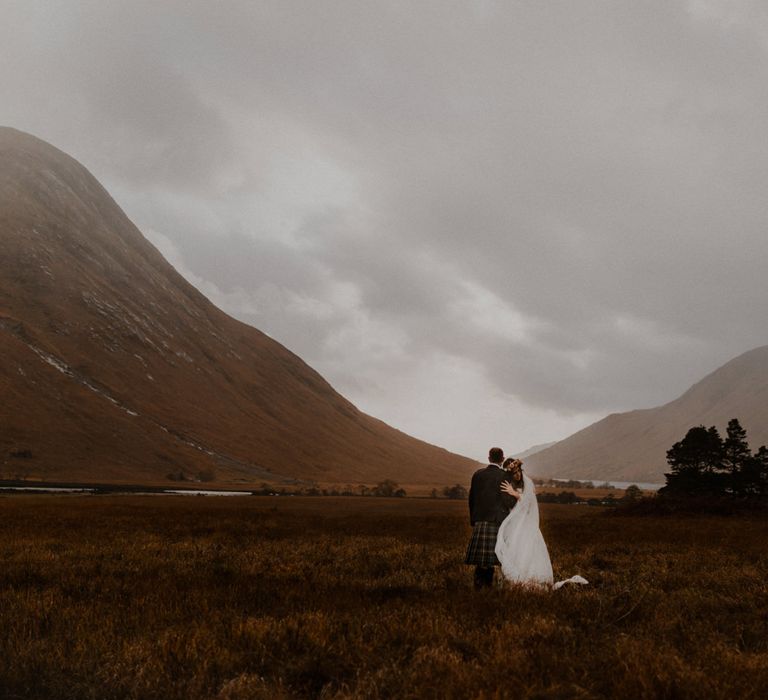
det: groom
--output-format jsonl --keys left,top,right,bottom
{"left": 465, "top": 447, "right": 518, "bottom": 589}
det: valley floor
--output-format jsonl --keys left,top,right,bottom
{"left": 0, "top": 495, "right": 766, "bottom": 699}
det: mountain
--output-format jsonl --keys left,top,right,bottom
{"left": 513, "top": 441, "right": 557, "bottom": 460}
{"left": 0, "top": 127, "right": 477, "bottom": 486}
{"left": 523, "top": 345, "right": 768, "bottom": 483}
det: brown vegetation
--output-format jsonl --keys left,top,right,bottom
{"left": 0, "top": 495, "right": 766, "bottom": 699}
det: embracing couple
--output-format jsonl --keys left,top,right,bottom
{"left": 465, "top": 447, "right": 586, "bottom": 590}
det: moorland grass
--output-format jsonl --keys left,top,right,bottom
{"left": 0, "top": 495, "right": 766, "bottom": 699}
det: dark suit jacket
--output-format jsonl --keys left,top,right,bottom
{"left": 468, "top": 464, "right": 517, "bottom": 526}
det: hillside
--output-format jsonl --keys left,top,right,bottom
{"left": 0, "top": 127, "right": 477, "bottom": 486}
{"left": 513, "top": 441, "right": 557, "bottom": 460}
{"left": 523, "top": 345, "right": 768, "bottom": 483}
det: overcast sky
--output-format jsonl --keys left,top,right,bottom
{"left": 3, "top": 1, "right": 768, "bottom": 460}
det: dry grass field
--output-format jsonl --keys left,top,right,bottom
{"left": 0, "top": 495, "right": 767, "bottom": 699}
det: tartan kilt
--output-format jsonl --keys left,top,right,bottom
{"left": 464, "top": 521, "right": 500, "bottom": 567}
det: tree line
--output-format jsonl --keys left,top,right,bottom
{"left": 661, "top": 418, "right": 768, "bottom": 499}
{"left": 284, "top": 480, "right": 407, "bottom": 497}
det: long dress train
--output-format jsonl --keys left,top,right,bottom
{"left": 495, "top": 473, "right": 588, "bottom": 589}
{"left": 494, "top": 473, "right": 553, "bottom": 586}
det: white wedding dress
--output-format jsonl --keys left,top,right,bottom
{"left": 495, "top": 473, "right": 588, "bottom": 590}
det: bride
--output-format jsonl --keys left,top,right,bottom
{"left": 495, "top": 458, "right": 586, "bottom": 589}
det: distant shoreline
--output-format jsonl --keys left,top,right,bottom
{"left": 0, "top": 478, "right": 666, "bottom": 497}
{"left": 550, "top": 478, "right": 663, "bottom": 491}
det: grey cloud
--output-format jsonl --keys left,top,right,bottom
{"left": 3, "top": 0, "right": 768, "bottom": 455}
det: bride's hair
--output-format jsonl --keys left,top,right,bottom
{"left": 502, "top": 458, "right": 524, "bottom": 487}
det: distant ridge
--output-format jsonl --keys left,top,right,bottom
{"left": 514, "top": 441, "right": 557, "bottom": 460}
{"left": 524, "top": 345, "right": 768, "bottom": 483}
{"left": 0, "top": 127, "right": 477, "bottom": 486}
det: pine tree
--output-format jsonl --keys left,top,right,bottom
{"left": 663, "top": 425, "right": 725, "bottom": 495}
{"left": 723, "top": 418, "right": 751, "bottom": 495}
{"left": 745, "top": 445, "right": 768, "bottom": 499}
